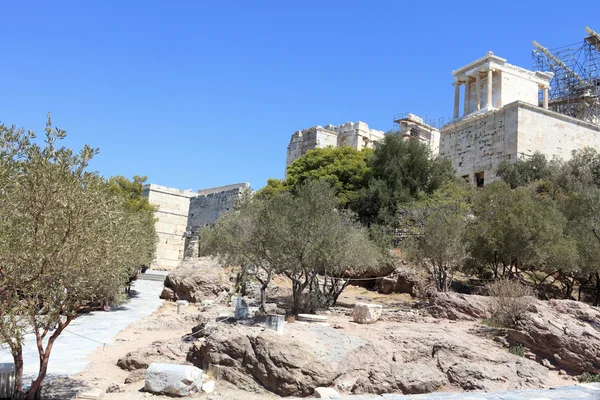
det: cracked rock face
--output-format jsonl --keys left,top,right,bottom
{"left": 186, "top": 317, "right": 552, "bottom": 397}
{"left": 428, "top": 291, "right": 600, "bottom": 375}
{"left": 161, "top": 258, "right": 233, "bottom": 303}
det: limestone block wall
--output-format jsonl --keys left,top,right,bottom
{"left": 187, "top": 183, "right": 250, "bottom": 232}
{"left": 142, "top": 184, "right": 196, "bottom": 270}
{"left": 440, "top": 101, "right": 600, "bottom": 185}
{"left": 516, "top": 103, "right": 600, "bottom": 160}
{"left": 440, "top": 105, "right": 519, "bottom": 184}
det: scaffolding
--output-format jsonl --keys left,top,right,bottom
{"left": 532, "top": 26, "right": 600, "bottom": 125}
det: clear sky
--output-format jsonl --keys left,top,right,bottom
{"left": 1, "top": 0, "right": 595, "bottom": 190}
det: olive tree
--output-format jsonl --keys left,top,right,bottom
{"left": 0, "top": 117, "right": 156, "bottom": 399}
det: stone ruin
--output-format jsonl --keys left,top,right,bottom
{"left": 142, "top": 183, "right": 249, "bottom": 270}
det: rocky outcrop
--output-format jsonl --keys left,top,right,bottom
{"left": 505, "top": 299, "right": 600, "bottom": 374}
{"left": 188, "top": 325, "right": 336, "bottom": 396}
{"left": 428, "top": 292, "right": 491, "bottom": 320}
{"left": 187, "top": 317, "right": 553, "bottom": 397}
{"left": 161, "top": 258, "right": 233, "bottom": 303}
{"left": 117, "top": 339, "right": 192, "bottom": 371}
{"left": 427, "top": 292, "right": 600, "bottom": 375}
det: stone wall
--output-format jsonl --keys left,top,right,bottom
{"left": 143, "top": 182, "right": 250, "bottom": 269}
{"left": 440, "top": 101, "right": 600, "bottom": 185}
{"left": 142, "top": 184, "right": 196, "bottom": 270}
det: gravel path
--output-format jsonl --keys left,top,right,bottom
{"left": 0, "top": 279, "right": 164, "bottom": 380}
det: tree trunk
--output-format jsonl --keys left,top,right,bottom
{"left": 11, "top": 347, "right": 24, "bottom": 400}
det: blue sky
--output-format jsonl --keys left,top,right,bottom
{"left": 1, "top": 1, "right": 595, "bottom": 190}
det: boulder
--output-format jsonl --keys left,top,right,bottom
{"left": 379, "top": 277, "right": 397, "bottom": 295}
{"left": 353, "top": 303, "right": 382, "bottom": 324}
{"left": 505, "top": 299, "right": 600, "bottom": 374}
{"left": 144, "top": 363, "right": 204, "bottom": 396}
{"left": 428, "top": 292, "right": 491, "bottom": 320}
{"left": 394, "top": 269, "right": 421, "bottom": 296}
{"left": 161, "top": 257, "right": 232, "bottom": 303}
{"left": 117, "top": 339, "right": 192, "bottom": 371}
{"left": 187, "top": 325, "right": 337, "bottom": 396}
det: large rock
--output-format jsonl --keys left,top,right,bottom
{"left": 144, "top": 363, "right": 203, "bottom": 396}
{"left": 352, "top": 303, "right": 382, "bottom": 324}
{"left": 188, "top": 325, "right": 337, "bottom": 396}
{"left": 505, "top": 299, "right": 600, "bottom": 374}
{"left": 428, "top": 292, "right": 491, "bottom": 320}
{"left": 427, "top": 292, "right": 600, "bottom": 375}
{"left": 161, "top": 257, "right": 233, "bottom": 303}
{"left": 117, "top": 339, "right": 192, "bottom": 371}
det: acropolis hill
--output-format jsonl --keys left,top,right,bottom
{"left": 144, "top": 26, "right": 600, "bottom": 269}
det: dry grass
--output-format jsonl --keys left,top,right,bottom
{"left": 487, "top": 279, "right": 534, "bottom": 328}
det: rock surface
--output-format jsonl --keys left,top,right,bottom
{"left": 161, "top": 258, "right": 233, "bottom": 303}
{"left": 187, "top": 315, "right": 554, "bottom": 397}
{"left": 428, "top": 292, "right": 491, "bottom": 320}
{"left": 352, "top": 303, "right": 382, "bottom": 324}
{"left": 117, "top": 339, "right": 192, "bottom": 371}
{"left": 427, "top": 291, "right": 600, "bottom": 375}
{"left": 144, "top": 362, "right": 203, "bottom": 396}
{"left": 506, "top": 299, "right": 600, "bottom": 374}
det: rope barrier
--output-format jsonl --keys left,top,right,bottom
{"left": 63, "top": 328, "right": 107, "bottom": 350}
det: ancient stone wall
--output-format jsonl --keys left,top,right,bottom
{"left": 142, "top": 184, "right": 196, "bottom": 270}
{"left": 440, "top": 101, "right": 600, "bottom": 185}
{"left": 143, "top": 182, "right": 250, "bottom": 269}
{"left": 440, "top": 104, "right": 518, "bottom": 185}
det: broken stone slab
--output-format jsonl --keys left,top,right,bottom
{"left": 200, "top": 299, "right": 214, "bottom": 307}
{"left": 144, "top": 362, "right": 203, "bottom": 396}
{"left": 76, "top": 388, "right": 104, "bottom": 399}
{"left": 265, "top": 314, "right": 284, "bottom": 333}
{"left": 297, "top": 314, "right": 328, "bottom": 323}
{"left": 352, "top": 303, "right": 383, "bottom": 324}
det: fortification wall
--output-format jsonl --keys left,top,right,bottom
{"left": 440, "top": 104, "right": 519, "bottom": 184}
{"left": 187, "top": 183, "right": 250, "bottom": 232}
{"left": 516, "top": 103, "right": 600, "bottom": 160}
{"left": 142, "top": 184, "right": 195, "bottom": 269}
{"left": 440, "top": 101, "right": 600, "bottom": 185}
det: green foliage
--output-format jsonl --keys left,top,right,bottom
{"left": 496, "top": 152, "right": 556, "bottom": 189}
{"left": 285, "top": 147, "right": 373, "bottom": 205}
{"left": 204, "top": 180, "right": 384, "bottom": 314}
{"left": 353, "top": 133, "right": 456, "bottom": 224}
{"left": 401, "top": 181, "right": 472, "bottom": 291}
{"left": 509, "top": 344, "right": 527, "bottom": 357}
{"left": 254, "top": 178, "right": 288, "bottom": 200}
{"left": 467, "top": 181, "right": 573, "bottom": 279}
{"left": 579, "top": 372, "right": 600, "bottom": 383}
{"left": 0, "top": 116, "right": 157, "bottom": 399}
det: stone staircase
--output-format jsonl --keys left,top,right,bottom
{"left": 137, "top": 270, "right": 169, "bottom": 282}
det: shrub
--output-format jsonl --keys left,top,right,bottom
{"left": 579, "top": 372, "right": 600, "bottom": 383}
{"left": 509, "top": 344, "right": 527, "bottom": 357}
{"left": 487, "top": 279, "right": 534, "bottom": 327}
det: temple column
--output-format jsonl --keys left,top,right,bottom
{"left": 486, "top": 69, "right": 493, "bottom": 107}
{"left": 464, "top": 78, "right": 470, "bottom": 115}
{"left": 475, "top": 73, "right": 481, "bottom": 110}
{"left": 453, "top": 81, "right": 460, "bottom": 118}
{"left": 543, "top": 86, "right": 549, "bottom": 109}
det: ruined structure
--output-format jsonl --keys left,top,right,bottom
{"left": 142, "top": 183, "right": 249, "bottom": 269}
{"left": 439, "top": 47, "right": 600, "bottom": 186}
{"left": 285, "top": 121, "right": 385, "bottom": 173}
{"left": 393, "top": 113, "right": 441, "bottom": 155}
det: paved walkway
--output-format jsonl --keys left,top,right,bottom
{"left": 0, "top": 279, "right": 164, "bottom": 379}
{"left": 329, "top": 384, "right": 600, "bottom": 399}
